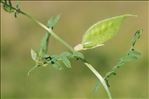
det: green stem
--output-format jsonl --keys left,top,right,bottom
{"left": 27, "top": 65, "right": 38, "bottom": 76}
{"left": 21, "top": 12, "right": 74, "bottom": 52}
{"left": 1, "top": 1, "right": 74, "bottom": 52}
{"left": 84, "top": 62, "right": 112, "bottom": 99}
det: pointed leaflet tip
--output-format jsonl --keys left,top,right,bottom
{"left": 122, "top": 14, "right": 137, "bottom": 17}
{"left": 72, "top": 51, "right": 85, "bottom": 59}
{"left": 47, "top": 15, "right": 61, "bottom": 28}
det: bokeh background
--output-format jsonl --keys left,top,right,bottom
{"left": 1, "top": 1, "right": 148, "bottom": 99}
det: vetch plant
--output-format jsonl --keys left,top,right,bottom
{"left": 1, "top": 0, "right": 142, "bottom": 99}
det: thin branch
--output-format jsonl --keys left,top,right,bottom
{"left": 1, "top": 1, "right": 74, "bottom": 52}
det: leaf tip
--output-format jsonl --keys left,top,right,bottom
{"left": 123, "top": 14, "right": 138, "bottom": 17}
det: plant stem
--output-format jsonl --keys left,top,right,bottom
{"left": 1, "top": 1, "right": 74, "bottom": 52}
{"left": 84, "top": 62, "right": 112, "bottom": 99}
{"left": 23, "top": 13, "right": 74, "bottom": 52}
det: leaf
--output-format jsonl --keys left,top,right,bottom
{"left": 3, "top": 5, "right": 14, "bottom": 13}
{"left": 61, "top": 56, "right": 71, "bottom": 68}
{"left": 31, "top": 49, "right": 38, "bottom": 61}
{"left": 131, "top": 29, "right": 142, "bottom": 46}
{"left": 2, "top": 0, "right": 15, "bottom": 13}
{"left": 47, "top": 15, "right": 60, "bottom": 28}
{"left": 131, "top": 50, "right": 141, "bottom": 57}
{"left": 49, "top": 55, "right": 63, "bottom": 70}
{"left": 72, "top": 51, "right": 84, "bottom": 59}
{"left": 39, "top": 32, "right": 50, "bottom": 56}
{"left": 61, "top": 52, "right": 72, "bottom": 57}
{"left": 52, "top": 63, "right": 63, "bottom": 70}
{"left": 75, "top": 14, "right": 137, "bottom": 51}
{"left": 39, "top": 15, "right": 60, "bottom": 56}
{"left": 126, "top": 49, "right": 141, "bottom": 61}
{"left": 59, "top": 52, "right": 72, "bottom": 68}
{"left": 93, "top": 29, "right": 142, "bottom": 93}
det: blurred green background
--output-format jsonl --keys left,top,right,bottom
{"left": 1, "top": 1, "right": 148, "bottom": 99}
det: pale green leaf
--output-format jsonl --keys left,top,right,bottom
{"left": 61, "top": 56, "right": 71, "bottom": 68}
{"left": 52, "top": 63, "right": 63, "bottom": 70}
{"left": 81, "top": 14, "right": 137, "bottom": 50}
{"left": 3, "top": 5, "right": 14, "bottom": 13}
{"left": 59, "top": 52, "right": 72, "bottom": 68}
{"left": 49, "top": 55, "right": 63, "bottom": 70}
{"left": 39, "top": 15, "right": 60, "bottom": 56}
{"left": 72, "top": 51, "right": 84, "bottom": 59}
{"left": 39, "top": 32, "right": 50, "bottom": 56}
{"left": 61, "top": 52, "right": 72, "bottom": 57}
{"left": 131, "top": 29, "right": 142, "bottom": 46}
{"left": 2, "top": 0, "right": 15, "bottom": 13}
{"left": 47, "top": 15, "right": 60, "bottom": 28}
{"left": 31, "top": 49, "right": 37, "bottom": 61}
